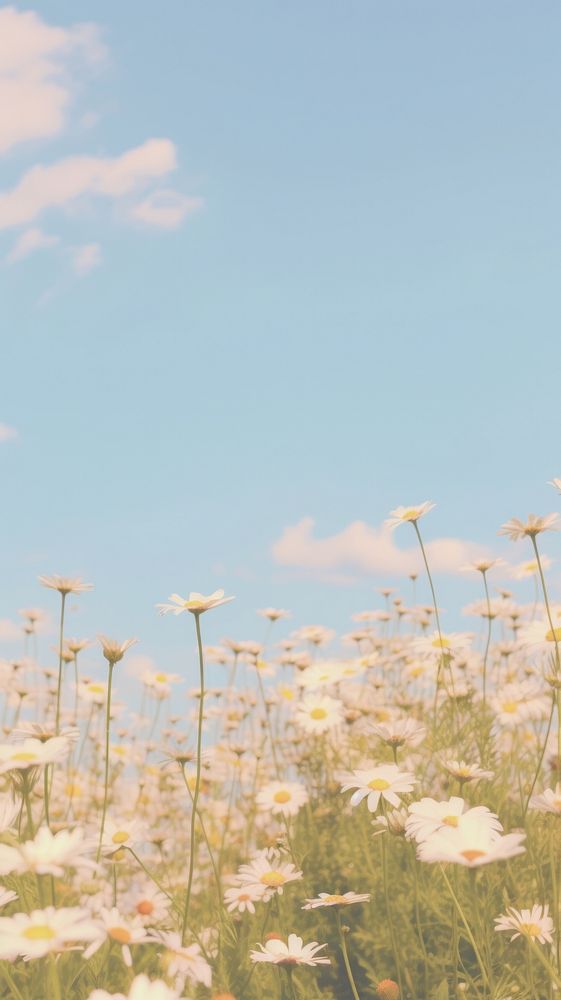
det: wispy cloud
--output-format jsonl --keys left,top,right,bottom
{"left": 0, "top": 7, "right": 201, "bottom": 279}
{"left": 272, "top": 517, "right": 492, "bottom": 580}
{"left": 6, "top": 227, "right": 59, "bottom": 263}
{"left": 131, "top": 189, "right": 203, "bottom": 229}
{"left": 0, "top": 423, "right": 18, "bottom": 443}
{"left": 0, "top": 139, "right": 178, "bottom": 231}
{"left": 0, "top": 7, "right": 105, "bottom": 155}
{"left": 71, "top": 242, "right": 102, "bottom": 276}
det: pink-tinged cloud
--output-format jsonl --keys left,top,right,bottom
{"left": 71, "top": 242, "right": 102, "bottom": 275}
{"left": 131, "top": 189, "right": 204, "bottom": 229}
{"left": 271, "top": 517, "right": 492, "bottom": 579}
{"left": 0, "top": 139, "right": 178, "bottom": 230}
{"left": 6, "top": 227, "right": 59, "bottom": 262}
{"left": 0, "top": 424, "right": 18, "bottom": 443}
{"left": 0, "top": 7, "right": 105, "bottom": 155}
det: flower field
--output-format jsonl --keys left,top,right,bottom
{"left": 3, "top": 500, "right": 561, "bottom": 1000}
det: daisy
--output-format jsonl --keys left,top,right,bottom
{"left": 528, "top": 784, "right": 561, "bottom": 814}
{"left": 0, "top": 886, "right": 18, "bottom": 907}
{"left": 0, "top": 826, "right": 97, "bottom": 877}
{"left": 256, "top": 780, "right": 308, "bottom": 817}
{"left": 405, "top": 798, "right": 502, "bottom": 844}
{"left": 499, "top": 514, "right": 560, "bottom": 542}
{"left": 371, "top": 718, "right": 426, "bottom": 749}
{"left": 157, "top": 932, "right": 212, "bottom": 988}
{"left": 38, "top": 575, "right": 94, "bottom": 594}
{"left": 86, "top": 974, "right": 188, "bottom": 1000}
{"left": 250, "top": 933, "right": 330, "bottom": 966}
{"left": 513, "top": 556, "right": 553, "bottom": 580}
{"left": 298, "top": 662, "right": 346, "bottom": 689}
{"left": 123, "top": 882, "right": 170, "bottom": 925}
{"left": 294, "top": 695, "right": 344, "bottom": 734}
{"left": 412, "top": 631, "right": 473, "bottom": 658}
{"left": 0, "top": 737, "right": 71, "bottom": 775}
{"left": 0, "top": 906, "right": 100, "bottom": 960}
{"left": 224, "top": 884, "right": 268, "bottom": 914}
{"left": 385, "top": 502, "right": 436, "bottom": 530}
{"left": 98, "top": 636, "right": 138, "bottom": 665}
{"left": 440, "top": 758, "right": 494, "bottom": 785}
{"left": 236, "top": 848, "right": 303, "bottom": 897}
{"left": 494, "top": 904, "right": 554, "bottom": 945}
{"left": 549, "top": 479, "right": 561, "bottom": 494}
{"left": 156, "top": 590, "right": 234, "bottom": 615}
{"left": 100, "top": 817, "right": 148, "bottom": 857}
{"left": 416, "top": 812, "right": 526, "bottom": 867}
{"left": 302, "top": 891, "right": 371, "bottom": 909}
{"left": 518, "top": 618, "right": 561, "bottom": 651}
{"left": 258, "top": 608, "right": 291, "bottom": 622}
{"left": 341, "top": 763, "right": 416, "bottom": 812}
{"left": 83, "top": 907, "right": 156, "bottom": 967}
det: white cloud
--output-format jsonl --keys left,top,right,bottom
{"left": 272, "top": 517, "right": 492, "bottom": 580}
{"left": 0, "top": 7, "right": 105, "bottom": 155}
{"left": 0, "top": 139, "right": 178, "bottom": 230}
{"left": 0, "top": 618, "right": 22, "bottom": 641}
{"left": 72, "top": 242, "right": 101, "bottom": 275}
{"left": 0, "top": 423, "right": 18, "bottom": 442}
{"left": 131, "top": 189, "right": 204, "bottom": 229}
{"left": 6, "top": 226, "right": 59, "bottom": 262}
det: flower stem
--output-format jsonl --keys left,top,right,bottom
{"left": 337, "top": 909, "right": 361, "bottom": 1000}
{"left": 54, "top": 593, "right": 67, "bottom": 734}
{"left": 181, "top": 611, "right": 205, "bottom": 944}
{"left": 438, "top": 865, "right": 490, "bottom": 990}
{"left": 96, "top": 659, "right": 115, "bottom": 863}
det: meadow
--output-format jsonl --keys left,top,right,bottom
{"left": 2, "top": 499, "right": 561, "bottom": 1000}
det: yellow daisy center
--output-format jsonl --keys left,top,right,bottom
{"left": 310, "top": 708, "right": 327, "bottom": 720}
{"left": 273, "top": 790, "right": 291, "bottom": 804}
{"left": 431, "top": 637, "right": 450, "bottom": 649}
{"left": 88, "top": 684, "right": 105, "bottom": 694}
{"left": 137, "top": 900, "right": 154, "bottom": 915}
{"left": 111, "top": 831, "right": 130, "bottom": 844}
{"left": 155, "top": 673, "right": 167, "bottom": 682}
{"left": 11, "top": 752, "right": 39, "bottom": 762}
{"left": 443, "top": 815, "right": 459, "bottom": 827}
{"left": 23, "top": 925, "right": 56, "bottom": 940}
{"left": 324, "top": 894, "right": 347, "bottom": 903}
{"left": 521, "top": 922, "right": 543, "bottom": 938}
{"left": 546, "top": 628, "right": 561, "bottom": 642}
{"left": 368, "top": 778, "right": 390, "bottom": 791}
{"left": 501, "top": 701, "right": 518, "bottom": 713}
{"left": 260, "top": 870, "right": 286, "bottom": 887}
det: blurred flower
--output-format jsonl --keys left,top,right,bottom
{"left": 250, "top": 933, "right": 330, "bottom": 966}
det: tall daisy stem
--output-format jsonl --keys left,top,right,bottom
{"left": 96, "top": 660, "right": 115, "bottom": 863}
{"left": 182, "top": 611, "right": 205, "bottom": 944}
{"left": 54, "top": 593, "right": 67, "bottom": 734}
{"left": 337, "top": 909, "right": 361, "bottom": 1000}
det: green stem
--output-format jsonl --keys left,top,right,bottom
{"left": 481, "top": 570, "right": 493, "bottom": 709}
{"left": 438, "top": 865, "right": 490, "bottom": 989}
{"left": 96, "top": 659, "right": 115, "bottom": 863}
{"left": 54, "top": 593, "right": 67, "bottom": 734}
{"left": 337, "top": 909, "right": 361, "bottom": 1000}
{"left": 181, "top": 611, "right": 205, "bottom": 944}
{"left": 380, "top": 809, "right": 403, "bottom": 998}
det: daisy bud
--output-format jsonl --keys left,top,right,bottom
{"left": 376, "top": 980, "right": 400, "bottom": 1000}
{"left": 212, "top": 995, "right": 237, "bottom": 1000}
{"left": 265, "top": 932, "right": 283, "bottom": 941}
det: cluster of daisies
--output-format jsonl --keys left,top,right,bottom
{"left": 3, "top": 493, "right": 561, "bottom": 998}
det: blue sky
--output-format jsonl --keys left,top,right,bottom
{"left": 2, "top": 2, "right": 561, "bottom": 683}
